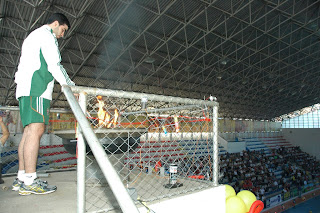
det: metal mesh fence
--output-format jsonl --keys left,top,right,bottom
{"left": 68, "top": 87, "right": 219, "bottom": 212}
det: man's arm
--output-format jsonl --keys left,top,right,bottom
{"left": 0, "top": 117, "right": 9, "bottom": 146}
{"left": 41, "top": 30, "right": 75, "bottom": 86}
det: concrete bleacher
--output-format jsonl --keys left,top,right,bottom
{"left": 1, "top": 144, "right": 76, "bottom": 174}
{"left": 242, "top": 137, "right": 270, "bottom": 153}
{"left": 125, "top": 139, "right": 227, "bottom": 164}
{"left": 124, "top": 132, "right": 227, "bottom": 165}
{"left": 246, "top": 135, "right": 293, "bottom": 153}
{"left": 258, "top": 136, "right": 293, "bottom": 149}
{"left": 225, "top": 133, "right": 293, "bottom": 154}
{"left": 2, "top": 132, "right": 292, "bottom": 175}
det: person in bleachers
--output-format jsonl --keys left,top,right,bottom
{"left": 0, "top": 116, "right": 10, "bottom": 184}
{"left": 218, "top": 147, "right": 319, "bottom": 200}
{"left": 181, "top": 145, "right": 319, "bottom": 202}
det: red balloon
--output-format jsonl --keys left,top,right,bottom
{"left": 248, "top": 200, "right": 264, "bottom": 213}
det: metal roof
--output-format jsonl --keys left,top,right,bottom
{"left": 1, "top": 0, "right": 320, "bottom": 120}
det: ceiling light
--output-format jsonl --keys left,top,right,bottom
{"left": 185, "top": 65, "right": 192, "bottom": 71}
{"left": 220, "top": 59, "right": 228, "bottom": 65}
{"left": 220, "top": 57, "right": 229, "bottom": 65}
{"left": 262, "top": 84, "right": 267, "bottom": 89}
{"left": 144, "top": 56, "right": 155, "bottom": 64}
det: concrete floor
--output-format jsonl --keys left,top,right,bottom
{"left": 0, "top": 169, "right": 219, "bottom": 213}
{"left": 0, "top": 171, "right": 78, "bottom": 213}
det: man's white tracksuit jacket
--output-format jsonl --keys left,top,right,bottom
{"left": 15, "top": 25, "right": 75, "bottom": 101}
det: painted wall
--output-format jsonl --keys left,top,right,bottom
{"left": 227, "top": 142, "right": 246, "bottom": 153}
{"left": 282, "top": 128, "right": 320, "bottom": 160}
{"left": 219, "top": 119, "right": 281, "bottom": 132}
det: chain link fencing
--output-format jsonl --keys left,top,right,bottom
{"left": 64, "top": 86, "right": 219, "bottom": 212}
{"left": 1, "top": 87, "right": 219, "bottom": 213}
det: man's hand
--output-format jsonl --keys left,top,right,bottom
{"left": 74, "top": 93, "right": 79, "bottom": 100}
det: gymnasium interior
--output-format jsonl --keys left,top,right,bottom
{"left": 0, "top": 0, "right": 319, "bottom": 212}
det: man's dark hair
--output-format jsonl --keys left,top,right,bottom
{"left": 47, "top": 13, "right": 71, "bottom": 29}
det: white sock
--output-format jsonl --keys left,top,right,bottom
{"left": 17, "top": 170, "right": 25, "bottom": 181}
{"left": 24, "top": 172, "right": 37, "bottom": 185}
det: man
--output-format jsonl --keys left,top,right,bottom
{"left": 0, "top": 115, "right": 10, "bottom": 184}
{"left": 14, "top": 13, "right": 75, "bottom": 195}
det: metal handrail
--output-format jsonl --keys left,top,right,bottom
{"left": 68, "top": 85, "right": 219, "bottom": 107}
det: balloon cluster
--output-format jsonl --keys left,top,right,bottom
{"left": 225, "top": 185, "right": 264, "bottom": 213}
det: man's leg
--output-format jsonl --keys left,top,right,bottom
{"left": 20, "top": 123, "right": 45, "bottom": 187}
{"left": 12, "top": 125, "right": 29, "bottom": 191}
{"left": 23, "top": 123, "right": 45, "bottom": 173}
{"left": 18, "top": 96, "right": 47, "bottom": 174}
{"left": 15, "top": 96, "right": 30, "bottom": 188}
{"left": 19, "top": 121, "right": 57, "bottom": 195}
{"left": 13, "top": 123, "right": 44, "bottom": 190}
{"left": 17, "top": 96, "right": 56, "bottom": 195}
{"left": 18, "top": 126, "right": 29, "bottom": 171}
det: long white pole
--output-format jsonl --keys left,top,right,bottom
{"left": 212, "top": 104, "right": 219, "bottom": 186}
{"left": 77, "top": 92, "right": 87, "bottom": 213}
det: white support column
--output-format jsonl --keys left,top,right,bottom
{"left": 77, "top": 92, "right": 87, "bottom": 213}
{"left": 212, "top": 104, "right": 219, "bottom": 186}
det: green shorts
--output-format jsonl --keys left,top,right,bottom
{"left": 19, "top": 96, "right": 50, "bottom": 127}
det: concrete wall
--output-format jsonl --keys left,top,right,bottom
{"left": 220, "top": 131, "right": 282, "bottom": 141}
{"left": 282, "top": 128, "right": 320, "bottom": 160}
{"left": 227, "top": 142, "right": 246, "bottom": 153}
{"left": 218, "top": 135, "right": 228, "bottom": 150}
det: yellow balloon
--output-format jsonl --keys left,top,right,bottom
{"left": 226, "top": 196, "right": 247, "bottom": 213}
{"left": 237, "top": 190, "right": 257, "bottom": 212}
{"left": 225, "top": 185, "right": 236, "bottom": 200}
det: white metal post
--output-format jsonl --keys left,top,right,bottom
{"left": 77, "top": 92, "right": 87, "bottom": 213}
{"left": 212, "top": 104, "right": 219, "bottom": 186}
